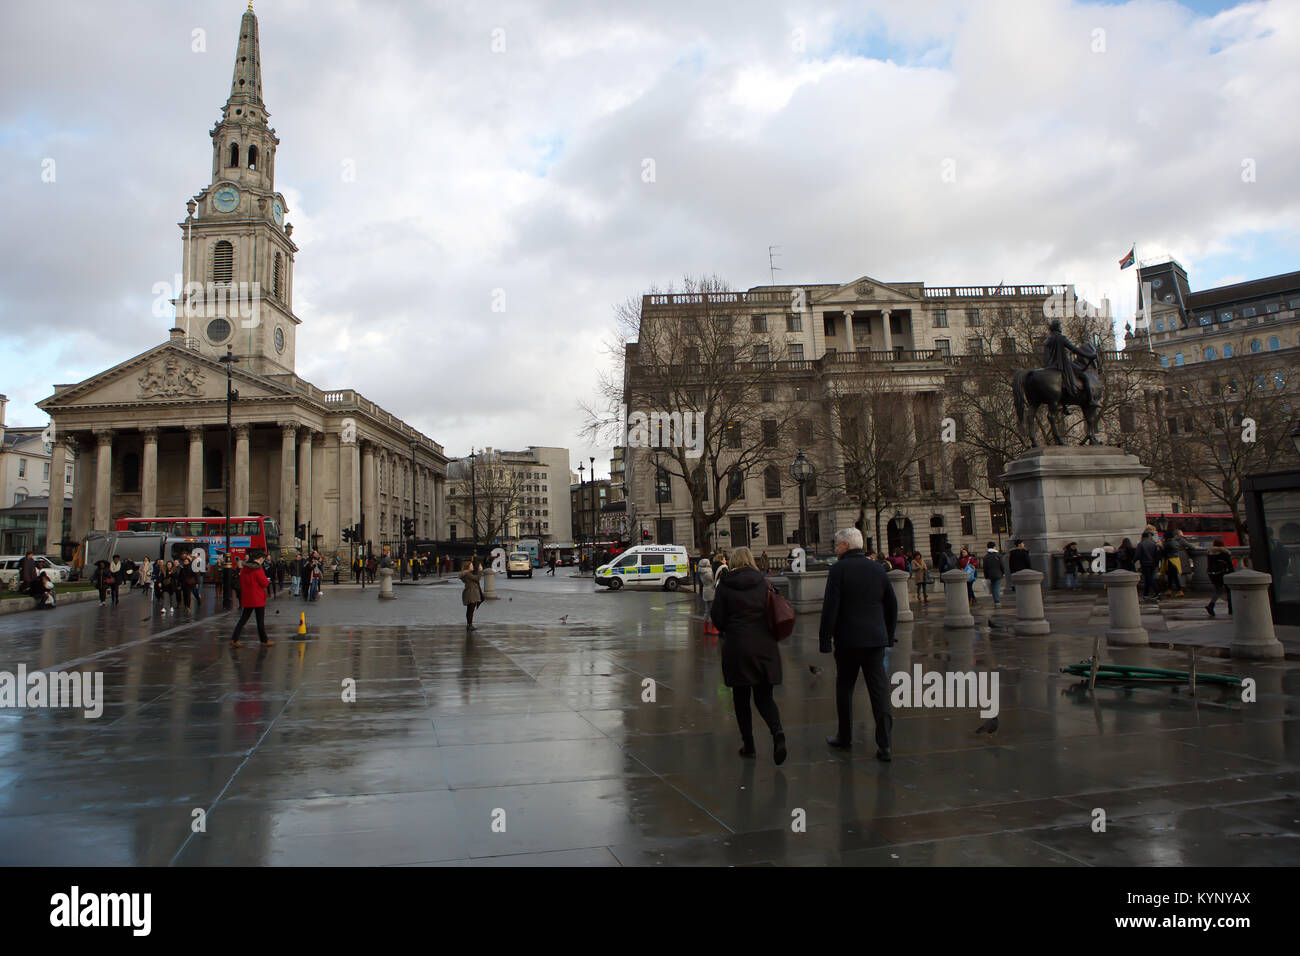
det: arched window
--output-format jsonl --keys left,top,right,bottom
{"left": 953, "top": 457, "right": 970, "bottom": 489}
{"left": 211, "top": 240, "right": 233, "bottom": 284}
{"left": 205, "top": 449, "right": 223, "bottom": 490}
{"left": 121, "top": 452, "right": 140, "bottom": 494}
{"left": 1160, "top": 355, "right": 1169, "bottom": 367}
{"left": 228, "top": 142, "right": 239, "bottom": 167}
{"left": 1223, "top": 343, "right": 1234, "bottom": 357}
{"left": 1174, "top": 353, "right": 1185, "bottom": 366}
{"left": 1205, "top": 346, "right": 1216, "bottom": 361}
{"left": 1268, "top": 336, "right": 1280, "bottom": 351}
{"left": 1250, "top": 339, "right": 1261, "bottom": 353}
{"left": 247, "top": 145, "right": 258, "bottom": 170}
{"left": 1155, "top": 318, "right": 1165, "bottom": 332}
{"left": 273, "top": 252, "right": 283, "bottom": 298}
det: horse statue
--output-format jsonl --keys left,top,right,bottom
{"left": 1013, "top": 336, "right": 1104, "bottom": 447}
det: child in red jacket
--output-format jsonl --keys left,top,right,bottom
{"left": 230, "top": 552, "right": 274, "bottom": 648}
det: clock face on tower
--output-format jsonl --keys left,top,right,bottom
{"left": 272, "top": 199, "right": 284, "bottom": 226}
{"left": 213, "top": 186, "right": 239, "bottom": 213}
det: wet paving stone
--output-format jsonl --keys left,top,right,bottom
{"left": 0, "top": 577, "right": 1297, "bottom": 865}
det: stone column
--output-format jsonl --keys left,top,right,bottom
{"left": 881, "top": 309, "right": 893, "bottom": 353}
{"left": 311, "top": 434, "right": 327, "bottom": 549}
{"left": 434, "top": 475, "right": 445, "bottom": 540}
{"left": 887, "top": 568, "right": 914, "bottom": 623}
{"left": 298, "top": 429, "right": 313, "bottom": 534}
{"left": 1011, "top": 568, "right": 1050, "bottom": 635}
{"left": 279, "top": 423, "right": 296, "bottom": 543}
{"left": 186, "top": 425, "right": 205, "bottom": 516}
{"left": 361, "top": 441, "right": 377, "bottom": 550}
{"left": 45, "top": 437, "right": 67, "bottom": 557}
{"left": 233, "top": 424, "right": 251, "bottom": 516}
{"left": 70, "top": 438, "right": 91, "bottom": 542}
{"left": 1103, "top": 570, "right": 1148, "bottom": 645}
{"left": 1226, "top": 569, "right": 1284, "bottom": 659}
{"left": 902, "top": 396, "right": 920, "bottom": 492}
{"left": 941, "top": 568, "right": 974, "bottom": 627}
{"left": 93, "top": 428, "right": 113, "bottom": 532}
{"left": 140, "top": 427, "right": 158, "bottom": 517}
{"left": 843, "top": 310, "right": 855, "bottom": 352}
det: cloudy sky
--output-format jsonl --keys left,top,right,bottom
{"left": 2, "top": 0, "right": 1296, "bottom": 474}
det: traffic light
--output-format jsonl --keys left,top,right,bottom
{"left": 641, "top": 529, "right": 650, "bottom": 541}
{"left": 403, "top": 518, "right": 415, "bottom": 537}
{"left": 342, "top": 526, "right": 354, "bottom": 543}
{"left": 750, "top": 522, "right": 760, "bottom": 540}
{"left": 296, "top": 523, "right": 306, "bottom": 540}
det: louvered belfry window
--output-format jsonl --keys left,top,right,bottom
{"left": 212, "top": 241, "right": 234, "bottom": 284}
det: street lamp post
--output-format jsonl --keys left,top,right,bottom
{"left": 589, "top": 456, "right": 596, "bottom": 577}
{"left": 408, "top": 435, "right": 418, "bottom": 579}
{"left": 577, "top": 461, "right": 586, "bottom": 570}
{"left": 789, "top": 449, "right": 814, "bottom": 553}
{"left": 654, "top": 451, "right": 663, "bottom": 539}
{"left": 219, "top": 345, "right": 239, "bottom": 609}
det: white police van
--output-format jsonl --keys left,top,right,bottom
{"left": 595, "top": 545, "right": 691, "bottom": 591}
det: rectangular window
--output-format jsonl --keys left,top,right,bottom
{"left": 766, "top": 513, "right": 785, "bottom": 545}
{"left": 933, "top": 310, "right": 948, "bottom": 328}
{"left": 764, "top": 467, "right": 782, "bottom": 498}
{"left": 786, "top": 313, "right": 802, "bottom": 332}
{"left": 790, "top": 344, "right": 804, "bottom": 361}
{"left": 66, "top": 466, "right": 72, "bottom": 484}
{"left": 960, "top": 504, "right": 974, "bottom": 536}
{"left": 726, "top": 422, "right": 742, "bottom": 448}
{"left": 685, "top": 346, "right": 700, "bottom": 365}
{"left": 793, "top": 386, "right": 809, "bottom": 401}
{"left": 751, "top": 314, "right": 768, "bottom": 332}
{"left": 17, "top": 460, "right": 25, "bottom": 478}
{"left": 727, "top": 471, "right": 745, "bottom": 501}
{"left": 753, "top": 344, "right": 770, "bottom": 363}
{"left": 990, "top": 503, "right": 1008, "bottom": 534}
{"left": 797, "top": 419, "right": 814, "bottom": 444}
{"left": 823, "top": 314, "right": 837, "bottom": 337}
{"left": 762, "top": 420, "right": 779, "bottom": 446}
{"left": 968, "top": 309, "right": 982, "bottom": 327}
{"left": 934, "top": 339, "right": 951, "bottom": 357}
{"left": 967, "top": 337, "right": 984, "bottom": 354}
{"left": 1000, "top": 337, "right": 1016, "bottom": 353}
{"left": 43, "top": 462, "right": 50, "bottom": 481}
{"left": 760, "top": 387, "right": 774, "bottom": 404}
{"left": 655, "top": 469, "right": 672, "bottom": 503}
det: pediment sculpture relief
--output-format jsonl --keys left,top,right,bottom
{"left": 138, "top": 358, "right": 206, "bottom": 399}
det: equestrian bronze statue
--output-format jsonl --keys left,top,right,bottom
{"left": 1012, "top": 320, "right": 1104, "bottom": 446}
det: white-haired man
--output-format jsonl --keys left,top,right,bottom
{"left": 818, "top": 527, "right": 898, "bottom": 761}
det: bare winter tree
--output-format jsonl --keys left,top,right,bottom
{"left": 447, "top": 453, "right": 528, "bottom": 550}
{"left": 582, "top": 274, "right": 804, "bottom": 552}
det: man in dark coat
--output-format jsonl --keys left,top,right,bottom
{"left": 818, "top": 527, "right": 898, "bottom": 760}
{"left": 982, "top": 543, "right": 1005, "bottom": 607}
{"left": 17, "top": 549, "right": 39, "bottom": 600}
{"left": 1136, "top": 531, "right": 1161, "bottom": 599}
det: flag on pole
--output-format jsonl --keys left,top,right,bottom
{"left": 1118, "top": 246, "right": 1135, "bottom": 270}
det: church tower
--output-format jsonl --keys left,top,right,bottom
{"left": 176, "top": 3, "right": 300, "bottom": 374}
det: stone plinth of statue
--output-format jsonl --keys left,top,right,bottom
{"left": 1002, "top": 446, "right": 1149, "bottom": 590}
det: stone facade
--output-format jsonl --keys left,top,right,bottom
{"left": 35, "top": 7, "right": 447, "bottom": 559}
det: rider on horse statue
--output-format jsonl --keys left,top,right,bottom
{"left": 1042, "top": 319, "right": 1095, "bottom": 406}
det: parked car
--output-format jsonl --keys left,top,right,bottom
{"left": 0, "top": 555, "right": 70, "bottom": 585}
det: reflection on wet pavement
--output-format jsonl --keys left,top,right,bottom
{"left": 0, "top": 576, "right": 1296, "bottom": 865}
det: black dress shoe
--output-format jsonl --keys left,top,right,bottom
{"left": 773, "top": 733, "right": 787, "bottom": 766}
{"left": 876, "top": 748, "right": 892, "bottom": 762}
{"left": 825, "top": 735, "right": 851, "bottom": 750}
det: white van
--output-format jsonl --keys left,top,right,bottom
{"left": 596, "top": 545, "right": 691, "bottom": 591}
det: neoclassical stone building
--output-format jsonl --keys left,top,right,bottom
{"left": 37, "top": 6, "right": 447, "bottom": 558}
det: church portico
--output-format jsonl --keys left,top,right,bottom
{"left": 36, "top": 6, "right": 446, "bottom": 559}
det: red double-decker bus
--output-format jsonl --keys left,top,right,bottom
{"left": 1146, "top": 513, "right": 1242, "bottom": 547}
{"left": 114, "top": 515, "right": 280, "bottom": 561}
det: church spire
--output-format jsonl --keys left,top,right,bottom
{"left": 226, "top": 6, "right": 265, "bottom": 116}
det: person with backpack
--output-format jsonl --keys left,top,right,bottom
{"left": 958, "top": 547, "right": 979, "bottom": 605}
{"left": 710, "top": 547, "right": 785, "bottom": 765}
{"left": 1206, "top": 539, "right": 1234, "bottom": 617}
{"left": 818, "top": 528, "right": 897, "bottom": 761}
{"left": 982, "top": 543, "right": 1005, "bottom": 608}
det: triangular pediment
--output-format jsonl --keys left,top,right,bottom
{"left": 812, "top": 275, "right": 923, "bottom": 306}
{"left": 38, "top": 343, "right": 294, "bottom": 411}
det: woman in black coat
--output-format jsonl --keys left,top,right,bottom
{"left": 709, "top": 547, "right": 786, "bottom": 765}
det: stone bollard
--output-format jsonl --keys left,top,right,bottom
{"left": 1190, "top": 547, "right": 1211, "bottom": 591}
{"left": 1011, "top": 568, "right": 1050, "bottom": 636}
{"left": 887, "top": 569, "right": 914, "bottom": 623}
{"left": 1103, "top": 570, "right": 1147, "bottom": 645}
{"left": 378, "top": 566, "right": 395, "bottom": 600}
{"left": 941, "top": 569, "right": 974, "bottom": 628}
{"left": 1225, "top": 569, "right": 1284, "bottom": 659}
{"left": 481, "top": 568, "right": 499, "bottom": 600}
